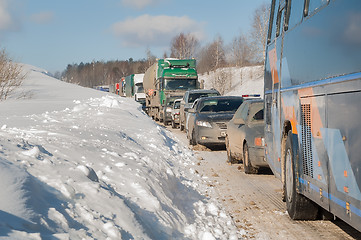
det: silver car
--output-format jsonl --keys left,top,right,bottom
{"left": 226, "top": 99, "right": 267, "bottom": 174}
{"left": 179, "top": 89, "right": 220, "bottom": 131}
{"left": 187, "top": 96, "right": 244, "bottom": 146}
{"left": 171, "top": 99, "right": 182, "bottom": 128}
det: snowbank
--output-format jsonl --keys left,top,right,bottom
{"left": 0, "top": 65, "right": 239, "bottom": 239}
{"left": 199, "top": 65, "right": 264, "bottom": 97}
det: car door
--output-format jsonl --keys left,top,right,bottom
{"left": 244, "top": 102, "right": 264, "bottom": 149}
{"left": 187, "top": 99, "right": 199, "bottom": 139}
{"left": 232, "top": 102, "right": 250, "bottom": 155}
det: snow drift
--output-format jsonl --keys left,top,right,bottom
{"left": 0, "top": 64, "right": 239, "bottom": 239}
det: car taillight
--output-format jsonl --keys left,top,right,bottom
{"left": 255, "top": 137, "right": 264, "bottom": 146}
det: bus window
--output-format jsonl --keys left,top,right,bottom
{"left": 276, "top": 0, "right": 291, "bottom": 37}
{"left": 288, "top": 0, "right": 304, "bottom": 30}
{"left": 269, "top": 0, "right": 280, "bottom": 42}
{"left": 304, "top": 0, "right": 329, "bottom": 16}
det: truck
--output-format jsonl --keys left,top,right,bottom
{"left": 143, "top": 58, "right": 199, "bottom": 122}
{"left": 123, "top": 74, "right": 145, "bottom": 99}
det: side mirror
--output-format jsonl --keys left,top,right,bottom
{"left": 233, "top": 118, "right": 245, "bottom": 125}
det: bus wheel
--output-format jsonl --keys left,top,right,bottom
{"left": 244, "top": 143, "right": 258, "bottom": 174}
{"left": 284, "top": 131, "right": 318, "bottom": 220}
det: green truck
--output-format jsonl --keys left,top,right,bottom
{"left": 143, "top": 59, "right": 199, "bottom": 123}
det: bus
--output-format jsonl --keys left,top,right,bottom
{"left": 264, "top": 0, "right": 361, "bottom": 231}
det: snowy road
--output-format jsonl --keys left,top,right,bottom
{"left": 167, "top": 125, "right": 361, "bottom": 239}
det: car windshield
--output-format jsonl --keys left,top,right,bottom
{"left": 164, "top": 79, "right": 197, "bottom": 90}
{"left": 188, "top": 92, "right": 219, "bottom": 103}
{"left": 136, "top": 86, "right": 144, "bottom": 92}
{"left": 173, "top": 101, "right": 180, "bottom": 109}
{"left": 199, "top": 99, "right": 243, "bottom": 113}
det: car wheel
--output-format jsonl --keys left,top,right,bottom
{"left": 226, "top": 137, "right": 237, "bottom": 164}
{"left": 189, "top": 129, "right": 197, "bottom": 146}
{"left": 284, "top": 131, "right": 318, "bottom": 220}
{"left": 243, "top": 143, "right": 258, "bottom": 174}
{"left": 180, "top": 121, "right": 184, "bottom": 131}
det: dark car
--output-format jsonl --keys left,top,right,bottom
{"left": 226, "top": 99, "right": 267, "bottom": 174}
{"left": 186, "top": 96, "right": 244, "bottom": 146}
{"left": 179, "top": 89, "right": 220, "bottom": 131}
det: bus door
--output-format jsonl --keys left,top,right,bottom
{"left": 265, "top": 0, "right": 290, "bottom": 178}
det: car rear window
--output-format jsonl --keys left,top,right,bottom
{"left": 188, "top": 92, "right": 219, "bottom": 103}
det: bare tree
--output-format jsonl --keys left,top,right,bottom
{"left": 146, "top": 48, "right": 157, "bottom": 68}
{"left": 0, "top": 49, "right": 26, "bottom": 100}
{"left": 211, "top": 68, "right": 233, "bottom": 95}
{"left": 250, "top": 3, "right": 270, "bottom": 63}
{"left": 229, "top": 33, "right": 254, "bottom": 67}
{"left": 197, "top": 36, "right": 227, "bottom": 74}
{"left": 170, "top": 33, "right": 199, "bottom": 59}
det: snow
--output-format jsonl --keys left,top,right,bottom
{"left": 0, "top": 64, "right": 243, "bottom": 239}
{"left": 199, "top": 65, "right": 264, "bottom": 98}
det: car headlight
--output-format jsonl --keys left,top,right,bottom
{"left": 166, "top": 107, "right": 172, "bottom": 113}
{"left": 196, "top": 120, "right": 212, "bottom": 128}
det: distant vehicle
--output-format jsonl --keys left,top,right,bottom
{"left": 186, "top": 96, "right": 243, "bottom": 146}
{"left": 171, "top": 99, "right": 182, "bottom": 129}
{"left": 226, "top": 99, "right": 267, "bottom": 174}
{"left": 94, "top": 85, "right": 109, "bottom": 92}
{"left": 264, "top": 0, "right": 361, "bottom": 231}
{"left": 124, "top": 74, "right": 145, "bottom": 100}
{"left": 179, "top": 89, "right": 220, "bottom": 131}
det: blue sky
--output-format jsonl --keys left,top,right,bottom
{"left": 0, "top": 0, "right": 267, "bottom": 73}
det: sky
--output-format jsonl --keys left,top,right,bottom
{"left": 0, "top": 0, "right": 267, "bottom": 73}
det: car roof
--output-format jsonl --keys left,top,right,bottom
{"left": 197, "top": 95, "right": 243, "bottom": 102}
{"left": 243, "top": 99, "right": 264, "bottom": 104}
{"left": 186, "top": 89, "right": 220, "bottom": 94}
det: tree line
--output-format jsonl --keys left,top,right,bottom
{"left": 61, "top": 3, "right": 270, "bottom": 90}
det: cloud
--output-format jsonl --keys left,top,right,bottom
{"left": 343, "top": 12, "right": 361, "bottom": 46}
{"left": 0, "top": 0, "right": 13, "bottom": 30}
{"left": 111, "top": 14, "right": 205, "bottom": 47}
{"left": 121, "top": 0, "right": 161, "bottom": 10}
{"left": 30, "top": 11, "right": 54, "bottom": 24}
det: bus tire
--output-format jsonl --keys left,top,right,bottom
{"left": 284, "top": 131, "right": 318, "bottom": 220}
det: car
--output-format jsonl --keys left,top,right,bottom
{"left": 225, "top": 99, "right": 267, "bottom": 174}
{"left": 179, "top": 89, "right": 220, "bottom": 131}
{"left": 186, "top": 96, "right": 244, "bottom": 146}
{"left": 171, "top": 98, "right": 182, "bottom": 128}
{"left": 162, "top": 95, "right": 183, "bottom": 126}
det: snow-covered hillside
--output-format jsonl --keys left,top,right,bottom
{"left": 199, "top": 65, "right": 264, "bottom": 97}
{"left": 0, "top": 65, "right": 239, "bottom": 239}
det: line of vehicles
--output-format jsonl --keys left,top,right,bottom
{"left": 95, "top": 0, "right": 361, "bottom": 233}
